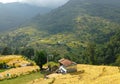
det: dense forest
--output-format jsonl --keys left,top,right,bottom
{"left": 0, "top": 0, "right": 120, "bottom": 66}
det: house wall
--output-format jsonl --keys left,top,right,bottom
{"left": 66, "top": 65, "right": 77, "bottom": 73}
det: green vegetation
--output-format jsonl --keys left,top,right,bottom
{"left": 0, "top": 0, "right": 120, "bottom": 83}
{"left": 0, "top": 69, "right": 7, "bottom": 73}
{"left": 34, "top": 51, "right": 47, "bottom": 70}
{"left": 44, "top": 62, "right": 59, "bottom": 68}
{"left": 0, "top": 72, "right": 43, "bottom": 84}
{"left": 0, "top": 0, "right": 120, "bottom": 66}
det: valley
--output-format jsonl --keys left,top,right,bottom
{"left": 0, "top": 0, "right": 120, "bottom": 83}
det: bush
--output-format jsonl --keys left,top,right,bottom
{"left": 44, "top": 62, "right": 59, "bottom": 68}
{"left": 114, "top": 55, "right": 120, "bottom": 66}
{"left": 0, "top": 63, "right": 8, "bottom": 69}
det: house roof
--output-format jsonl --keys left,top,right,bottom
{"left": 58, "top": 58, "right": 76, "bottom": 67}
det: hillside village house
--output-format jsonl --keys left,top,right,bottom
{"left": 58, "top": 58, "right": 77, "bottom": 73}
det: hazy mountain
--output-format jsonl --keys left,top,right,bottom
{"left": 0, "top": 2, "right": 52, "bottom": 31}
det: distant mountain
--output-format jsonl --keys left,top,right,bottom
{"left": 29, "top": 0, "right": 120, "bottom": 33}
{"left": 0, "top": 0, "right": 120, "bottom": 65}
{"left": 0, "top": 2, "right": 52, "bottom": 31}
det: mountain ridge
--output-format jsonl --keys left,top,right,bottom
{"left": 0, "top": 0, "right": 120, "bottom": 65}
{"left": 28, "top": 0, "right": 120, "bottom": 34}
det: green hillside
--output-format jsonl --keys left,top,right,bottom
{"left": 0, "top": 0, "right": 120, "bottom": 65}
{"left": 30, "top": 0, "right": 120, "bottom": 33}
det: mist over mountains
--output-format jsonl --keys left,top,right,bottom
{"left": 0, "top": 2, "right": 52, "bottom": 31}
{"left": 0, "top": 0, "right": 69, "bottom": 8}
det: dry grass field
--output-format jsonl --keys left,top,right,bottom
{"left": 1, "top": 56, "right": 120, "bottom": 84}
{"left": 0, "top": 55, "right": 36, "bottom": 67}
{"left": 0, "top": 66, "right": 39, "bottom": 80}
{"left": 28, "top": 64, "right": 120, "bottom": 84}
{"left": 0, "top": 55, "right": 39, "bottom": 80}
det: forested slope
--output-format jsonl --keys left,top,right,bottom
{"left": 0, "top": 0, "right": 120, "bottom": 65}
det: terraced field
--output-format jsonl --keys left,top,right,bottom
{"left": 28, "top": 64, "right": 120, "bottom": 84}
{"left": 0, "top": 55, "right": 39, "bottom": 80}
{"left": 1, "top": 56, "right": 120, "bottom": 84}
{"left": 0, "top": 72, "right": 43, "bottom": 84}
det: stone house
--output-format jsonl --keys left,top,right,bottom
{"left": 58, "top": 58, "right": 77, "bottom": 73}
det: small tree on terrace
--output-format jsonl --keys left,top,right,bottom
{"left": 34, "top": 50, "right": 47, "bottom": 70}
{"left": 1, "top": 47, "right": 12, "bottom": 55}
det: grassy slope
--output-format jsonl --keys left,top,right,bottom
{"left": 29, "top": 64, "right": 120, "bottom": 84}
{"left": 0, "top": 72, "right": 43, "bottom": 84}
{"left": 0, "top": 55, "right": 39, "bottom": 81}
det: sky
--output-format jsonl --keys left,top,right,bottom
{"left": 0, "top": 0, "right": 69, "bottom": 8}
